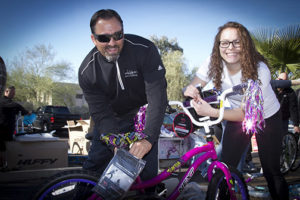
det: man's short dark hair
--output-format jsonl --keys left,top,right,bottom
{"left": 0, "top": 56, "right": 7, "bottom": 96}
{"left": 90, "top": 9, "right": 123, "bottom": 34}
{"left": 0, "top": 56, "right": 4, "bottom": 65}
{"left": 6, "top": 86, "right": 15, "bottom": 91}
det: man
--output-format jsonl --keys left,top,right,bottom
{"left": 1, "top": 86, "right": 29, "bottom": 138}
{"left": 0, "top": 85, "right": 28, "bottom": 168}
{"left": 275, "top": 72, "right": 300, "bottom": 134}
{"left": 0, "top": 56, "right": 7, "bottom": 167}
{"left": 0, "top": 56, "right": 6, "bottom": 96}
{"left": 78, "top": 9, "right": 167, "bottom": 187}
{"left": 297, "top": 88, "right": 300, "bottom": 130}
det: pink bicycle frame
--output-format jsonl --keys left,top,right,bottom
{"left": 88, "top": 141, "right": 236, "bottom": 200}
{"left": 130, "top": 140, "right": 236, "bottom": 200}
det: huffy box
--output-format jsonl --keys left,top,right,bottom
{"left": 158, "top": 137, "right": 189, "bottom": 160}
{"left": 5, "top": 139, "right": 68, "bottom": 170}
{"left": 67, "top": 120, "right": 91, "bottom": 155}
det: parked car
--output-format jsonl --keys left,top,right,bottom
{"left": 33, "top": 106, "right": 81, "bottom": 132}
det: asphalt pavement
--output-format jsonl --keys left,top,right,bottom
{"left": 1, "top": 151, "right": 300, "bottom": 200}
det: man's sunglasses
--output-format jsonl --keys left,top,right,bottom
{"left": 94, "top": 30, "right": 124, "bottom": 43}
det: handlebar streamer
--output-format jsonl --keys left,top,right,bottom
{"left": 242, "top": 80, "right": 265, "bottom": 134}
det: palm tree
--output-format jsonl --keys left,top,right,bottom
{"left": 251, "top": 24, "right": 300, "bottom": 79}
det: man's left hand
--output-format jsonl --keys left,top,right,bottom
{"left": 129, "top": 139, "right": 152, "bottom": 159}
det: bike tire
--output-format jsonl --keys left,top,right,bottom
{"left": 290, "top": 134, "right": 300, "bottom": 171}
{"left": 280, "top": 132, "right": 297, "bottom": 174}
{"left": 32, "top": 169, "right": 100, "bottom": 200}
{"left": 206, "top": 166, "right": 249, "bottom": 200}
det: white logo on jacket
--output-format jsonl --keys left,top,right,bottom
{"left": 158, "top": 65, "right": 163, "bottom": 71}
{"left": 124, "top": 69, "right": 138, "bottom": 78}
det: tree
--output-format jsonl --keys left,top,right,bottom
{"left": 150, "top": 36, "right": 189, "bottom": 101}
{"left": 150, "top": 35, "right": 183, "bottom": 55}
{"left": 6, "top": 44, "right": 77, "bottom": 109}
{"left": 51, "top": 82, "right": 82, "bottom": 108}
{"left": 163, "top": 51, "right": 189, "bottom": 101}
{"left": 251, "top": 24, "right": 300, "bottom": 79}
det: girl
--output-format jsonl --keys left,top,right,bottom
{"left": 184, "top": 22, "right": 289, "bottom": 199}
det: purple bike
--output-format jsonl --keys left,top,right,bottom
{"left": 33, "top": 83, "right": 249, "bottom": 200}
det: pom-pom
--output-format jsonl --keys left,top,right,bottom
{"left": 242, "top": 80, "right": 265, "bottom": 134}
{"left": 100, "top": 105, "right": 148, "bottom": 148}
{"left": 134, "top": 105, "right": 147, "bottom": 132}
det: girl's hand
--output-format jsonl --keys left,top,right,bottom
{"left": 191, "top": 99, "right": 219, "bottom": 118}
{"left": 184, "top": 85, "right": 201, "bottom": 101}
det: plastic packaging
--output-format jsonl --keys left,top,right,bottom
{"left": 248, "top": 186, "right": 270, "bottom": 198}
{"left": 177, "top": 182, "right": 206, "bottom": 200}
{"left": 189, "top": 131, "right": 210, "bottom": 177}
{"left": 289, "top": 184, "right": 300, "bottom": 199}
{"left": 92, "top": 149, "right": 146, "bottom": 200}
{"left": 249, "top": 190, "right": 270, "bottom": 198}
{"left": 161, "top": 177, "right": 179, "bottom": 197}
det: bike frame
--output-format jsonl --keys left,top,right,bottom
{"left": 88, "top": 84, "right": 246, "bottom": 200}
{"left": 130, "top": 140, "right": 236, "bottom": 200}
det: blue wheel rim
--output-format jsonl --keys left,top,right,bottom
{"left": 39, "top": 178, "right": 97, "bottom": 200}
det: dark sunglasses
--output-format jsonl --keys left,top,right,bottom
{"left": 94, "top": 30, "right": 124, "bottom": 43}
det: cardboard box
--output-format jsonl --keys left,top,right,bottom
{"left": 158, "top": 137, "right": 189, "bottom": 159}
{"left": 251, "top": 133, "right": 258, "bottom": 152}
{"left": 5, "top": 139, "right": 68, "bottom": 170}
{"left": 67, "top": 120, "right": 91, "bottom": 155}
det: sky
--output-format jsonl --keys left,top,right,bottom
{"left": 0, "top": 0, "right": 299, "bottom": 83}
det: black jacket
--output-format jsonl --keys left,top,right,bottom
{"left": 275, "top": 87, "right": 299, "bottom": 126}
{"left": 0, "top": 96, "right": 28, "bottom": 140}
{"left": 79, "top": 34, "right": 168, "bottom": 145}
{"left": 296, "top": 89, "right": 300, "bottom": 124}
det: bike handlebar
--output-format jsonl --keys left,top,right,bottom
{"left": 169, "top": 83, "right": 248, "bottom": 133}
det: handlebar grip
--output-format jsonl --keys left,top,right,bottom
{"left": 232, "top": 83, "right": 248, "bottom": 95}
{"left": 183, "top": 94, "right": 218, "bottom": 107}
{"left": 183, "top": 100, "right": 191, "bottom": 108}
{"left": 203, "top": 95, "right": 218, "bottom": 103}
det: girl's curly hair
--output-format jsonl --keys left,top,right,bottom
{"left": 208, "top": 22, "right": 267, "bottom": 90}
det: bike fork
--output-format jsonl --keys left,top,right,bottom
{"left": 208, "top": 161, "right": 237, "bottom": 200}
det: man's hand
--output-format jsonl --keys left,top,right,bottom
{"left": 291, "top": 78, "right": 300, "bottom": 86}
{"left": 129, "top": 139, "right": 152, "bottom": 159}
{"left": 294, "top": 126, "right": 300, "bottom": 133}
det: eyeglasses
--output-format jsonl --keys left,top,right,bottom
{"left": 94, "top": 30, "right": 124, "bottom": 43}
{"left": 219, "top": 40, "right": 241, "bottom": 48}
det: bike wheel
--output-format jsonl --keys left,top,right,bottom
{"left": 32, "top": 170, "right": 99, "bottom": 200}
{"left": 291, "top": 134, "right": 300, "bottom": 171}
{"left": 206, "top": 166, "right": 249, "bottom": 200}
{"left": 280, "top": 132, "right": 297, "bottom": 174}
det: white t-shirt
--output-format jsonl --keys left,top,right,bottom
{"left": 196, "top": 57, "right": 280, "bottom": 119}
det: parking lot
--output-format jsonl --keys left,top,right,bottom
{"left": 1, "top": 151, "right": 300, "bottom": 199}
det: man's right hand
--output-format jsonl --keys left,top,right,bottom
{"left": 129, "top": 139, "right": 152, "bottom": 159}
{"left": 294, "top": 126, "right": 300, "bottom": 133}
